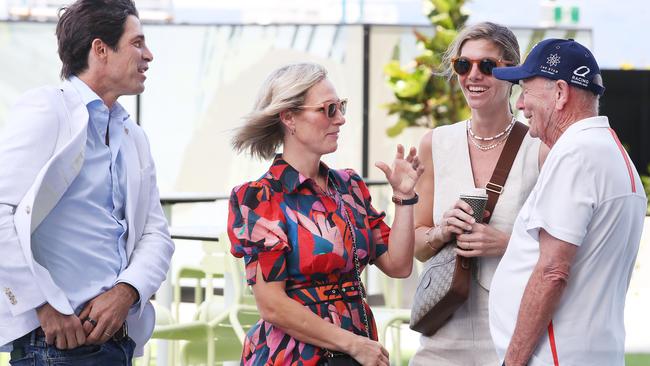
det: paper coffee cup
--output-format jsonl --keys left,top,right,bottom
{"left": 459, "top": 188, "right": 488, "bottom": 224}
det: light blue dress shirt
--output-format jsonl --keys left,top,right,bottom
{"left": 32, "top": 76, "right": 131, "bottom": 314}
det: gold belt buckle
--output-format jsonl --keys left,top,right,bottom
{"left": 486, "top": 182, "right": 504, "bottom": 195}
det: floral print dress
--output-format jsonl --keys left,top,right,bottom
{"left": 227, "top": 155, "right": 391, "bottom": 366}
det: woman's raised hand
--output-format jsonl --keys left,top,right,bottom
{"left": 375, "top": 144, "right": 424, "bottom": 198}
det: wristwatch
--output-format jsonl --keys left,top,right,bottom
{"left": 391, "top": 193, "right": 419, "bottom": 205}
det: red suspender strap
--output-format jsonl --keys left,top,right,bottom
{"left": 543, "top": 128, "right": 632, "bottom": 366}
{"left": 548, "top": 320, "right": 560, "bottom": 366}
{"left": 608, "top": 128, "right": 637, "bottom": 193}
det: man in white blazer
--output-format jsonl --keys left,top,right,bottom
{"left": 0, "top": 0, "right": 174, "bottom": 364}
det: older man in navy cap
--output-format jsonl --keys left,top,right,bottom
{"left": 488, "top": 39, "right": 647, "bottom": 366}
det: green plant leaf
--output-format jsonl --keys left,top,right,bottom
{"left": 431, "top": 26, "right": 457, "bottom": 50}
{"left": 414, "top": 51, "right": 436, "bottom": 67}
{"left": 430, "top": 0, "right": 451, "bottom": 13}
{"left": 429, "top": 13, "right": 453, "bottom": 29}
{"left": 386, "top": 118, "right": 410, "bottom": 137}
{"left": 394, "top": 78, "right": 423, "bottom": 98}
{"left": 384, "top": 60, "right": 403, "bottom": 77}
{"left": 390, "top": 43, "right": 400, "bottom": 61}
{"left": 382, "top": 0, "right": 468, "bottom": 137}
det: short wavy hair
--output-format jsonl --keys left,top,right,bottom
{"left": 232, "top": 63, "right": 328, "bottom": 160}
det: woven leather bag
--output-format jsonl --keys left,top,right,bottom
{"left": 409, "top": 122, "right": 529, "bottom": 336}
{"left": 410, "top": 241, "right": 472, "bottom": 335}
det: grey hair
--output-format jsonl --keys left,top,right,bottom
{"left": 440, "top": 22, "right": 521, "bottom": 80}
{"left": 231, "top": 63, "right": 328, "bottom": 160}
{"left": 542, "top": 78, "right": 600, "bottom": 114}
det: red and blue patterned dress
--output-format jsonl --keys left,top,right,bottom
{"left": 227, "top": 155, "right": 391, "bottom": 366}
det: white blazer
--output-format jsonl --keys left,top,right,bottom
{"left": 0, "top": 80, "right": 174, "bottom": 356}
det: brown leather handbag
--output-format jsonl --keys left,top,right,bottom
{"left": 409, "top": 121, "right": 529, "bottom": 336}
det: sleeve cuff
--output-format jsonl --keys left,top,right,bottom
{"left": 115, "top": 280, "right": 142, "bottom": 309}
{"left": 114, "top": 274, "right": 148, "bottom": 317}
{"left": 526, "top": 218, "right": 584, "bottom": 246}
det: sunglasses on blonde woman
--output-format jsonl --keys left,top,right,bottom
{"left": 451, "top": 57, "right": 514, "bottom": 76}
{"left": 298, "top": 99, "right": 347, "bottom": 118}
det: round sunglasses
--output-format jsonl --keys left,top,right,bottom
{"left": 451, "top": 57, "right": 514, "bottom": 76}
{"left": 298, "top": 98, "right": 347, "bottom": 119}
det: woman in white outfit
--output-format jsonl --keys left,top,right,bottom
{"left": 409, "top": 22, "right": 549, "bottom": 366}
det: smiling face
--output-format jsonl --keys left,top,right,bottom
{"left": 457, "top": 38, "right": 513, "bottom": 112}
{"left": 516, "top": 77, "right": 557, "bottom": 143}
{"left": 103, "top": 15, "right": 153, "bottom": 98}
{"left": 285, "top": 78, "right": 346, "bottom": 159}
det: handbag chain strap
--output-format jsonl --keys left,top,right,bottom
{"left": 335, "top": 191, "right": 371, "bottom": 339}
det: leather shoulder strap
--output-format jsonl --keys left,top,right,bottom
{"left": 484, "top": 121, "right": 529, "bottom": 224}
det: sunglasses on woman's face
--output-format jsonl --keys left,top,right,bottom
{"left": 451, "top": 57, "right": 513, "bottom": 76}
{"left": 298, "top": 98, "right": 347, "bottom": 119}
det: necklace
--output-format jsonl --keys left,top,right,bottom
{"left": 467, "top": 117, "right": 516, "bottom": 141}
{"left": 468, "top": 134, "right": 508, "bottom": 151}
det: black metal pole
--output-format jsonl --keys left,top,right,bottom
{"left": 136, "top": 93, "right": 141, "bottom": 126}
{"left": 362, "top": 24, "right": 370, "bottom": 178}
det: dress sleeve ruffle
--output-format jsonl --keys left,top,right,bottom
{"left": 227, "top": 181, "right": 290, "bottom": 285}
{"left": 345, "top": 169, "right": 390, "bottom": 261}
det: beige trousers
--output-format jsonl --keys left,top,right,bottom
{"left": 409, "top": 278, "right": 499, "bottom": 366}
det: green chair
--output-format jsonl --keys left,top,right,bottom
{"left": 141, "top": 301, "right": 176, "bottom": 365}
{"left": 1, "top": 352, "right": 9, "bottom": 365}
{"left": 626, "top": 353, "right": 650, "bottom": 366}
{"left": 174, "top": 265, "right": 209, "bottom": 323}
{"left": 378, "top": 261, "right": 425, "bottom": 366}
{"left": 152, "top": 235, "right": 259, "bottom": 365}
{"left": 373, "top": 269, "right": 415, "bottom": 366}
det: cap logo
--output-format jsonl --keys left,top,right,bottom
{"left": 571, "top": 65, "right": 592, "bottom": 88}
{"left": 539, "top": 53, "right": 561, "bottom": 76}
{"left": 573, "top": 66, "right": 590, "bottom": 77}
{"left": 547, "top": 54, "right": 561, "bottom": 67}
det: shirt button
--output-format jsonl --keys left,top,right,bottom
{"left": 25, "top": 205, "right": 31, "bottom": 214}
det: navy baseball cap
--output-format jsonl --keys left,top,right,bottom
{"left": 493, "top": 38, "right": 605, "bottom": 96}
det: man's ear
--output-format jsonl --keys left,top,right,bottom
{"left": 555, "top": 80, "right": 570, "bottom": 110}
{"left": 90, "top": 38, "right": 108, "bottom": 61}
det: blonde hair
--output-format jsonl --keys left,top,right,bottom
{"left": 232, "top": 63, "right": 328, "bottom": 160}
{"left": 440, "top": 22, "right": 521, "bottom": 80}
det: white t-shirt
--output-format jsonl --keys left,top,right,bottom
{"left": 489, "top": 116, "right": 647, "bottom": 366}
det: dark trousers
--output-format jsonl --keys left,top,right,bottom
{"left": 10, "top": 328, "right": 135, "bottom": 366}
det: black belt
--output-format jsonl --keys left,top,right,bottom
{"left": 286, "top": 280, "right": 364, "bottom": 306}
{"left": 110, "top": 322, "right": 129, "bottom": 342}
{"left": 34, "top": 322, "right": 128, "bottom": 342}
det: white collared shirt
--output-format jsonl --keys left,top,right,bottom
{"left": 31, "top": 76, "right": 131, "bottom": 313}
{"left": 489, "top": 116, "right": 647, "bottom": 366}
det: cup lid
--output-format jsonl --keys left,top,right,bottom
{"left": 460, "top": 188, "right": 487, "bottom": 198}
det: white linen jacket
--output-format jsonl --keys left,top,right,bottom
{"left": 0, "top": 80, "right": 174, "bottom": 356}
